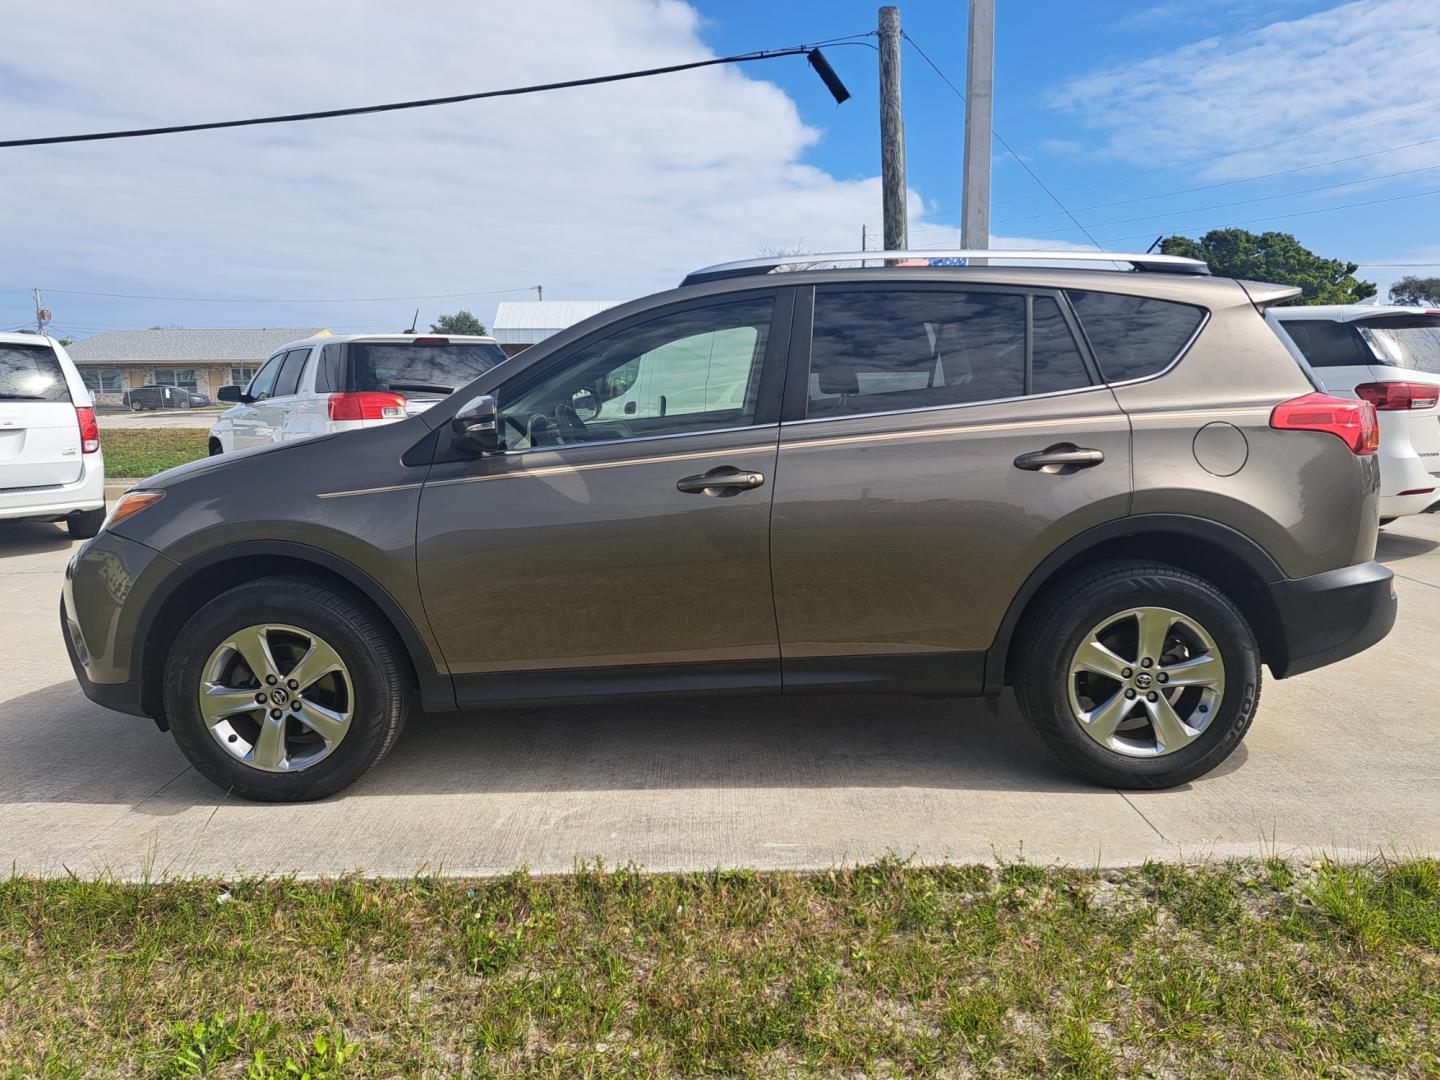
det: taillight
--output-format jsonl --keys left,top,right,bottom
{"left": 1270, "top": 392, "right": 1379, "bottom": 455}
{"left": 1355, "top": 381, "right": 1440, "bottom": 410}
{"left": 75, "top": 406, "right": 100, "bottom": 454}
{"left": 327, "top": 391, "right": 407, "bottom": 421}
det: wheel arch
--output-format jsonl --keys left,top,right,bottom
{"left": 136, "top": 540, "right": 455, "bottom": 728}
{"left": 986, "top": 514, "right": 1286, "bottom": 692}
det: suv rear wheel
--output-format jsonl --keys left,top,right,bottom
{"left": 66, "top": 507, "right": 105, "bottom": 539}
{"left": 1015, "top": 560, "right": 1260, "bottom": 789}
{"left": 163, "top": 576, "right": 409, "bottom": 801}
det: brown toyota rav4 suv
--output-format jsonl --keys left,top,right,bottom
{"left": 63, "top": 250, "right": 1396, "bottom": 801}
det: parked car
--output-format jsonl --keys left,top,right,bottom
{"left": 123, "top": 385, "right": 211, "bottom": 410}
{"left": 1271, "top": 305, "right": 1440, "bottom": 523}
{"left": 0, "top": 332, "right": 105, "bottom": 538}
{"left": 64, "top": 250, "right": 1394, "bottom": 801}
{"left": 208, "top": 333, "right": 509, "bottom": 454}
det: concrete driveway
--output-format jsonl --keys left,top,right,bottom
{"left": 3, "top": 516, "right": 1437, "bottom": 878}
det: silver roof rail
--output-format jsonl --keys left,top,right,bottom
{"left": 681, "top": 249, "right": 1210, "bottom": 286}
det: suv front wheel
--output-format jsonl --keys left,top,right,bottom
{"left": 163, "top": 576, "right": 409, "bottom": 801}
{"left": 1015, "top": 560, "right": 1261, "bottom": 789}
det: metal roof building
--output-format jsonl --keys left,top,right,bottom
{"left": 489, "top": 301, "right": 621, "bottom": 347}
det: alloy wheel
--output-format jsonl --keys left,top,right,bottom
{"left": 199, "top": 623, "right": 354, "bottom": 772}
{"left": 1066, "top": 606, "right": 1225, "bottom": 758}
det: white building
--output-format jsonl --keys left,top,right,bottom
{"left": 490, "top": 300, "right": 621, "bottom": 355}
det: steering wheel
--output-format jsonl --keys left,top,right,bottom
{"left": 526, "top": 402, "right": 590, "bottom": 447}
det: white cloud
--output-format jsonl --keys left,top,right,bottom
{"left": 0, "top": 0, "right": 920, "bottom": 331}
{"left": 1049, "top": 0, "right": 1440, "bottom": 181}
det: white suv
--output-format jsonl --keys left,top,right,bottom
{"left": 0, "top": 333, "right": 105, "bottom": 538}
{"left": 1271, "top": 305, "right": 1440, "bottom": 522}
{"left": 209, "top": 333, "right": 509, "bottom": 454}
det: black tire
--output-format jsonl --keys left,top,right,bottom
{"left": 1014, "top": 560, "right": 1261, "bottom": 790}
{"left": 66, "top": 507, "right": 105, "bottom": 539}
{"left": 129, "top": 399, "right": 143, "bottom": 411}
{"left": 163, "top": 576, "right": 409, "bottom": 801}
{"left": 208, "top": 438, "right": 224, "bottom": 456}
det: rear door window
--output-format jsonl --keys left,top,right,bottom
{"left": 0, "top": 342, "right": 71, "bottom": 402}
{"left": 271, "top": 348, "right": 310, "bottom": 398}
{"left": 805, "top": 288, "right": 1092, "bottom": 419}
{"left": 1277, "top": 319, "right": 1373, "bottom": 368}
{"left": 346, "top": 341, "right": 509, "bottom": 398}
{"left": 1067, "top": 290, "right": 1207, "bottom": 382}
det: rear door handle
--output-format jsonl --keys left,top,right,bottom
{"left": 1013, "top": 444, "right": 1105, "bottom": 473}
{"left": 676, "top": 465, "right": 766, "bottom": 496}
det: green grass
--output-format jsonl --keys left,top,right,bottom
{"left": 101, "top": 428, "right": 210, "bottom": 479}
{"left": 0, "top": 858, "right": 1436, "bottom": 1077}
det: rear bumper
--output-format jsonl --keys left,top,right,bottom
{"left": 1266, "top": 560, "right": 1396, "bottom": 678}
{"left": 0, "top": 454, "right": 105, "bottom": 521}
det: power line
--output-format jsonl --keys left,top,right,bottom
{"left": 993, "top": 140, "right": 1440, "bottom": 226}
{"left": 994, "top": 102, "right": 1440, "bottom": 207}
{"left": 1090, "top": 187, "right": 1440, "bottom": 246}
{"left": 39, "top": 285, "right": 541, "bottom": 303}
{"left": 0, "top": 39, "right": 870, "bottom": 149}
{"left": 901, "top": 31, "right": 1107, "bottom": 251}
{"left": 1010, "top": 162, "right": 1440, "bottom": 241}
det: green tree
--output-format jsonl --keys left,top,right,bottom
{"left": 1159, "top": 229, "right": 1376, "bottom": 305}
{"left": 1388, "top": 275, "right": 1440, "bottom": 307}
{"left": 429, "top": 310, "right": 486, "bottom": 335}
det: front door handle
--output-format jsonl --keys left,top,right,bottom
{"left": 1013, "top": 443, "right": 1105, "bottom": 473}
{"left": 676, "top": 465, "right": 766, "bottom": 496}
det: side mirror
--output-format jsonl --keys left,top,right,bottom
{"left": 217, "top": 385, "right": 245, "bottom": 403}
{"left": 452, "top": 393, "right": 499, "bottom": 452}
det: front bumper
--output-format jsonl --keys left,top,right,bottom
{"left": 1266, "top": 560, "right": 1396, "bottom": 678}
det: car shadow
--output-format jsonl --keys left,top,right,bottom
{"left": 1376, "top": 528, "right": 1439, "bottom": 564}
{"left": 1, "top": 678, "right": 1118, "bottom": 809}
{"left": 0, "top": 521, "right": 75, "bottom": 558}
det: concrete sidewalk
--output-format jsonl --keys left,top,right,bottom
{"left": 2, "top": 515, "right": 1437, "bottom": 879}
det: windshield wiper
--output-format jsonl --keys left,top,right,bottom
{"left": 387, "top": 382, "right": 455, "bottom": 395}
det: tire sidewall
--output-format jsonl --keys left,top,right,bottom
{"left": 1033, "top": 571, "right": 1259, "bottom": 786}
{"left": 164, "top": 582, "right": 404, "bottom": 800}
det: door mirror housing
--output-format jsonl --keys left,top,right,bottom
{"left": 217, "top": 385, "right": 248, "bottom": 403}
{"left": 452, "top": 394, "right": 499, "bottom": 452}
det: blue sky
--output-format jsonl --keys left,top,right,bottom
{"left": 1, "top": 0, "right": 1436, "bottom": 340}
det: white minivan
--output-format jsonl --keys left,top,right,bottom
{"left": 208, "top": 333, "right": 509, "bottom": 454}
{"left": 1271, "top": 305, "right": 1440, "bottom": 522}
{"left": 0, "top": 333, "right": 106, "bottom": 538}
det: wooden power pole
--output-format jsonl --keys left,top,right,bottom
{"left": 961, "top": 0, "right": 995, "bottom": 260}
{"left": 878, "top": 6, "right": 907, "bottom": 252}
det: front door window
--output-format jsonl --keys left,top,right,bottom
{"left": 497, "top": 296, "right": 774, "bottom": 450}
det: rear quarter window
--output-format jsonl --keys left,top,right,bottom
{"left": 1067, "top": 290, "right": 1206, "bottom": 383}
{"left": 0, "top": 342, "right": 71, "bottom": 402}
{"left": 1276, "top": 319, "right": 1372, "bottom": 368}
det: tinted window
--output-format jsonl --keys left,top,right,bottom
{"left": 1031, "top": 296, "right": 1089, "bottom": 395}
{"left": 347, "top": 342, "right": 508, "bottom": 397}
{"left": 247, "top": 355, "right": 283, "bottom": 400}
{"left": 1356, "top": 314, "right": 1440, "bottom": 374}
{"left": 1068, "top": 290, "right": 1206, "bottom": 382}
{"left": 0, "top": 343, "right": 71, "bottom": 402}
{"left": 807, "top": 289, "right": 1026, "bottom": 418}
{"left": 314, "top": 343, "right": 344, "bottom": 392}
{"left": 272, "top": 348, "right": 309, "bottom": 397}
{"left": 498, "top": 297, "right": 773, "bottom": 450}
{"left": 1278, "top": 319, "right": 1371, "bottom": 368}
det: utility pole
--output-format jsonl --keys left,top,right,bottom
{"left": 535, "top": 285, "right": 543, "bottom": 301}
{"left": 32, "top": 288, "right": 50, "bottom": 336}
{"left": 878, "top": 6, "right": 907, "bottom": 252}
{"left": 961, "top": 0, "right": 995, "bottom": 262}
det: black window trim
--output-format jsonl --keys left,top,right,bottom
{"left": 457, "top": 286, "right": 795, "bottom": 460}
{"left": 1063, "top": 288, "right": 1211, "bottom": 389}
{"left": 271, "top": 347, "right": 311, "bottom": 399}
{"left": 781, "top": 281, "right": 1102, "bottom": 425}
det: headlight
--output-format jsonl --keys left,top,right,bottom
{"left": 103, "top": 490, "right": 164, "bottom": 532}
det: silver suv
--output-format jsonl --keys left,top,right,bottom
{"left": 63, "top": 250, "right": 1395, "bottom": 801}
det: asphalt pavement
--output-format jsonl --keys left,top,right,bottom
{"left": 2, "top": 514, "right": 1436, "bottom": 878}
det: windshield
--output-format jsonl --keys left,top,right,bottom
{"left": 0, "top": 343, "right": 71, "bottom": 402}
{"left": 1356, "top": 315, "right": 1440, "bottom": 375}
{"left": 346, "top": 342, "right": 508, "bottom": 397}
